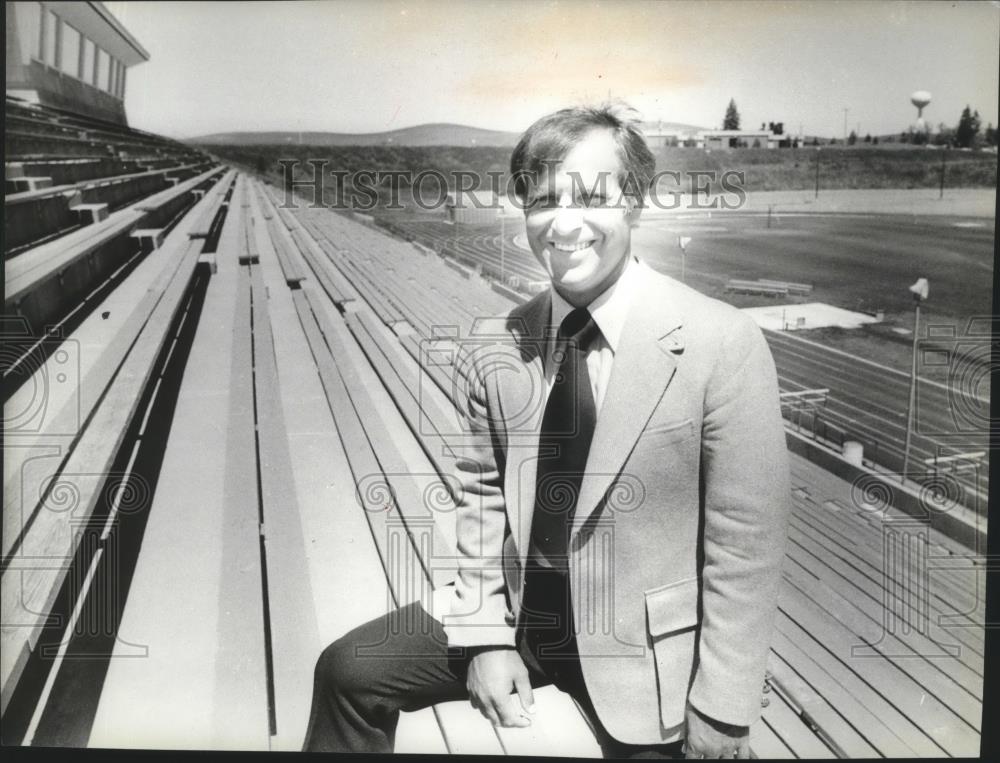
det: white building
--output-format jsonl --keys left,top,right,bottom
{"left": 696, "top": 130, "right": 781, "bottom": 149}
{"left": 6, "top": 1, "right": 149, "bottom": 125}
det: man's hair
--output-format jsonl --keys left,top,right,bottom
{"left": 509, "top": 101, "right": 656, "bottom": 206}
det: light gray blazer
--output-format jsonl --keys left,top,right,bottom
{"left": 440, "top": 260, "right": 791, "bottom": 744}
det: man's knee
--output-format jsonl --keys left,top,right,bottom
{"left": 315, "top": 637, "right": 366, "bottom": 696}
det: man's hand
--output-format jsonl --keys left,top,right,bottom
{"left": 683, "top": 704, "right": 750, "bottom": 758}
{"left": 466, "top": 647, "right": 535, "bottom": 728}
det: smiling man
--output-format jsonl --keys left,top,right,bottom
{"left": 303, "top": 103, "right": 791, "bottom": 759}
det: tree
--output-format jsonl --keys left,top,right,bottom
{"left": 723, "top": 99, "right": 740, "bottom": 130}
{"left": 933, "top": 124, "right": 955, "bottom": 147}
{"left": 955, "top": 105, "right": 982, "bottom": 148}
{"left": 873, "top": 136, "right": 879, "bottom": 145}
{"left": 864, "top": 133, "right": 872, "bottom": 143}
{"left": 986, "top": 123, "right": 997, "bottom": 147}
{"left": 847, "top": 130, "right": 858, "bottom": 146}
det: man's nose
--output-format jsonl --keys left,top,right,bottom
{"left": 550, "top": 204, "right": 584, "bottom": 237}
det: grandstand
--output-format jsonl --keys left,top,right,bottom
{"left": 1, "top": 8, "right": 985, "bottom": 756}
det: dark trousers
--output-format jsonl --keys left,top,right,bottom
{"left": 303, "top": 565, "right": 684, "bottom": 758}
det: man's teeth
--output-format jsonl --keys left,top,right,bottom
{"left": 552, "top": 241, "right": 594, "bottom": 252}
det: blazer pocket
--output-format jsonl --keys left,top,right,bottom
{"left": 638, "top": 417, "right": 695, "bottom": 449}
{"left": 645, "top": 576, "right": 700, "bottom": 731}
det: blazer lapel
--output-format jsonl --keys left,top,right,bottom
{"left": 495, "top": 292, "right": 550, "bottom": 566}
{"left": 572, "top": 268, "right": 686, "bottom": 536}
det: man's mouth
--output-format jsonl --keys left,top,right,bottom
{"left": 550, "top": 240, "right": 596, "bottom": 253}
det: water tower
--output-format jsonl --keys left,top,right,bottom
{"left": 911, "top": 90, "right": 932, "bottom": 131}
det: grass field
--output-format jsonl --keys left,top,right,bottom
{"left": 654, "top": 145, "right": 997, "bottom": 192}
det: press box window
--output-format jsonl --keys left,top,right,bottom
{"left": 60, "top": 23, "right": 81, "bottom": 77}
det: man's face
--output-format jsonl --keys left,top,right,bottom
{"left": 524, "top": 129, "right": 640, "bottom": 306}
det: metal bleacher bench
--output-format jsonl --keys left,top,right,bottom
{"left": 5, "top": 162, "right": 212, "bottom": 254}
{"left": 1, "top": 175, "right": 236, "bottom": 739}
{"left": 5, "top": 166, "right": 226, "bottom": 334}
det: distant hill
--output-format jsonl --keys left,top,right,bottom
{"left": 189, "top": 123, "right": 522, "bottom": 147}
{"left": 189, "top": 120, "right": 711, "bottom": 147}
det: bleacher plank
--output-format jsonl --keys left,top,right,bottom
{"left": 300, "top": 289, "right": 456, "bottom": 590}
{"left": 246, "top": 261, "right": 320, "bottom": 750}
{"left": 771, "top": 626, "right": 927, "bottom": 757}
{"left": 292, "top": 286, "right": 450, "bottom": 750}
{"left": 398, "top": 332, "right": 462, "bottom": 410}
{"left": 251, "top": 194, "right": 404, "bottom": 750}
{"left": 291, "top": 287, "right": 433, "bottom": 602}
{"left": 5, "top": 166, "right": 224, "bottom": 333}
{"left": 783, "top": 555, "right": 982, "bottom": 728}
{"left": 787, "top": 460, "right": 986, "bottom": 648}
{"left": 749, "top": 713, "right": 795, "bottom": 759}
{"left": 766, "top": 651, "right": 879, "bottom": 757}
{"left": 493, "top": 686, "right": 603, "bottom": 757}
{"left": 798, "top": 490, "right": 985, "bottom": 627}
{"left": 394, "top": 710, "right": 452, "bottom": 754}
{"left": 777, "top": 583, "right": 977, "bottom": 756}
{"left": 290, "top": 226, "right": 358, "bottom": 306}
{"left": 760, "top": 689, "right": 835, "bottom": 758}
{"left": 88, "top": 266, "right": 269, "bottom": 750}
{"left": 1, "top": 214, "right": 205, "bottom": 716}
{"left": 258, "top": 197, "right": 357, "bottom": 304}
{"left": 786, "top": 519, "right": 984, "bottom": 685}
{"left": 789, "top": 487, "right": 985, "bottom": 659}
{"left": 210, "top": 269, "right": 272, "bottom": 748}
{"left": 432, "top": 700, "right": 506, "bottom": 755}
{"left": 345, "top": 310, "right": 463, "bottom": 477}
{"left": 3, "top": 185, "right": 234, "bottom": 561}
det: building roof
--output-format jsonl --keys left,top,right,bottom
{"left": 44, "top": 2, "right": 150, "bottom": 66}
{"left": 91, "top": 2, "right": 150, "bottom": 61}
{"left": 699, "top": 129, "right": 776, "bottom": 138}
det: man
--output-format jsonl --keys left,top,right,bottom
{"left": 303, "top": 103, "right": 790, "bottom": 758}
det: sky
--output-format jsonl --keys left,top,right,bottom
{"left": 104, "top": 0, "right": 1000, "bottom": 140}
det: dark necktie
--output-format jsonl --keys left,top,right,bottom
{"left": 530, "top": 307, "right": 601, "bottom": 570}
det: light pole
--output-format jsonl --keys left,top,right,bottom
{"left": 678, "top": 236, "right": 691, "bottom": 282}
{"left": 902, "top": 277, "right": 929, "bottom": 484}
{"left": 814, "top": 147, "right": 821, "bottom": 198}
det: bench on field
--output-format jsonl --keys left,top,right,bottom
{"left": 725, "top": 279, "right": 789, "bottom": 297}
{"left": 755, "top": 279, "right": 813, "bottom": 296}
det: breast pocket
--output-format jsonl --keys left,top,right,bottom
{"left": 645, "top": 575, "right": 700, "bottom": 730}
{"left": 636, "top": 417, "right": 695, "bottom": 450}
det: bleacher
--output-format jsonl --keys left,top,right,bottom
{"left": 2, "top": 100, "right": 983, "bottom": 753}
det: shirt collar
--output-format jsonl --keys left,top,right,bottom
{"left": 549, "top": 255, "right": 639, "bottom": 353}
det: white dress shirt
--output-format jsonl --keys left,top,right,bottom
{"left": 545, "top": 255, "right": 641, "bottom": 414}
